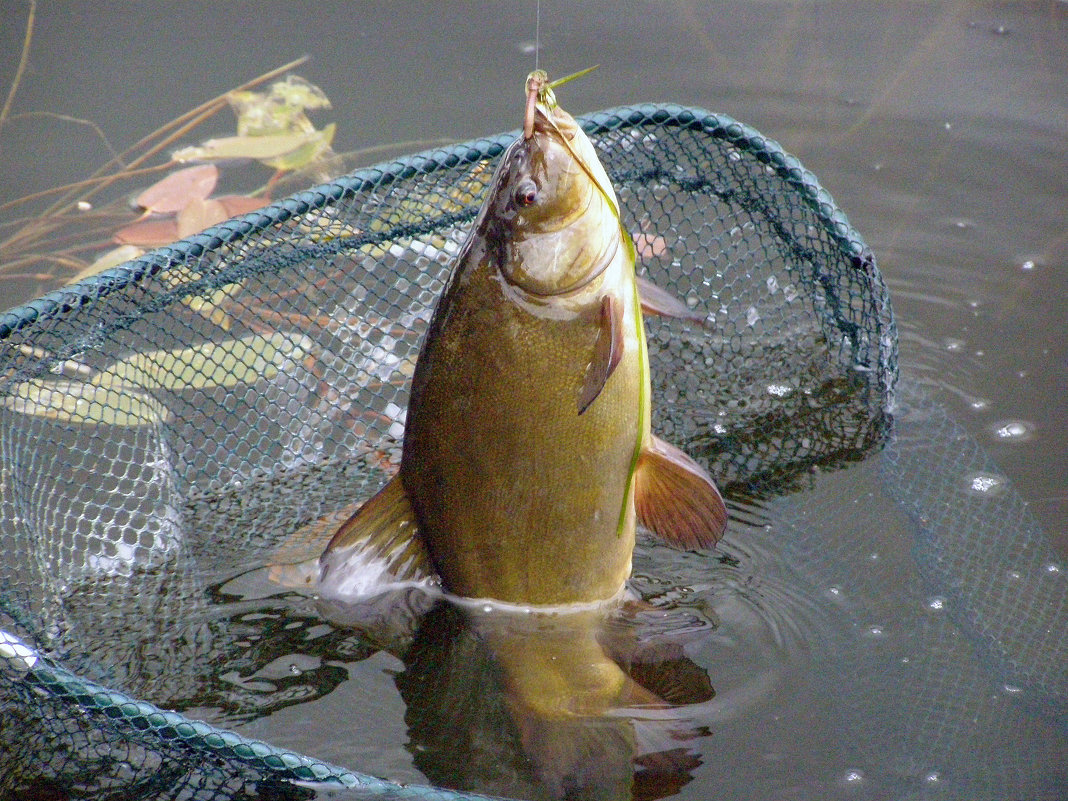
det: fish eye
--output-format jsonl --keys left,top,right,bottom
{"left": 514, "top": 179, "right": 538, "bottom": 207}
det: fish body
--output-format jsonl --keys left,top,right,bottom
{"left": 319, "top": 74, "right": 725, "bottom": 606}
{"left": 401, "top": 101, "right": 641, "bottom": 604}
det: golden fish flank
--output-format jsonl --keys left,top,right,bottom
{"left": 319, "top": 72, "right": 727, "bottom": 605}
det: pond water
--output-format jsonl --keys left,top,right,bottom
{"left": 1, "top": 2, "right": 1065, "bottom": 800}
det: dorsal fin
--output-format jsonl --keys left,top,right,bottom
{"left": 578, "top": 293, "right": 624, "bottom": 415}
{"left": 318, "top": 476, "right": 439, "bottom": 598}
{"left": 634, "top": 435, "right": 727, "bottom": 549}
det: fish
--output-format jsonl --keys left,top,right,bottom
{"left": 318, "top": 70, "right": 727, "bottom": 606}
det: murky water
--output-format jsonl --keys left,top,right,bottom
{"left": 1, "top": 2, "right": 1065, "bottom": 799}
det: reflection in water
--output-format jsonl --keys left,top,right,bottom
{"left": 321, "top": 592, "right": 714, "bottom": 801}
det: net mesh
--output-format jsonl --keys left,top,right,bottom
{"left": 1, "top": 104, "right": 1058, "bottom": 800}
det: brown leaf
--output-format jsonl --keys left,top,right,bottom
{"left": 135, "top": 164, "right": 219, "bottom": 214}
{"left": 113, "top": 218, "right": 180, "bottom": 246}
{"left": 217, "top": 194, "right": 270, "bottom": 216}
{"left": 176, "top": 198, "right": 228, "bottom": 238}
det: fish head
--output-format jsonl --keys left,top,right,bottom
{"left": 483, "top": 99, "right": 621, "bottom": 299}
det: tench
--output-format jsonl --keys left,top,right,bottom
{"left": 319, "top": 71, "right": 726, "bottom": 605}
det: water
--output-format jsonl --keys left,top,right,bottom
{"left": 1, "top": 1, "right": 1066, "bottom": 799}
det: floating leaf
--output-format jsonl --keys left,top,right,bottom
{"left": 230, "top": 94, "right": 313, "bottom": 137}
{"left": 262, "top": 123, "right": 336, "bottom": 171}
{"left": 74, "top": 244, "right": 145, "bottom": 282}
{"left": 135, "top": 164, "right": 219, "bottom": 214}
{"left": 113, "top": 217, "right": 180, "bottom": 246}
{"left": 176, "top": 197, "right": 229, "bottom": 238}
{"left": 217, "top": 194, "right": 270, "bottom": 216}
{"left": 91, "top": 331, "right": 316, "bottom": 392}
{"left": 229, "top": 76, "right": 331, "bottom": 137}
{"left": 172, "top": 131, "right": 326, "bottom": 163}
{"left": 3, "top": 379, "right": 171, "bottom": 427}
{"left": 269, "top": 75, "right": 331, "bottom": 111}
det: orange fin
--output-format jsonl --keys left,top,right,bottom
{"left": 578, "top": 293, "right": 623, "bottom": 415}
{"left": 635, "top": 435, "right": 727, "bottom": 549}
{"left": 318, "top": 475, "right": 438, "bottom": 597}
{"left": 637, "top": 276, "right": 706, "bottom": 324}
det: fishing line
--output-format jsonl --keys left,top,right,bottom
{"left": 534, "top": 0, "right": 541, "bottom": 71}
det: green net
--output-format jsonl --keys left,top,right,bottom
{"left": 5, "top": 103, "right": 1053, "bottom": 799}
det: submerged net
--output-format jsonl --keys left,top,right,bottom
{"left": 1, "top": 103, "right": 1057, "bottom": 799}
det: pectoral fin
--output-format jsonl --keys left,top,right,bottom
{"left": 318, "top": 475, "right": 438, "bottom": 598}
{"left": 637, "top": 276, "right": 707, "bottom": 325}
{"left": 578, "top": 294, "right": 624, "bottom": 415}
{"left": 634, "top": 435, "right": 727, "bottom": 549}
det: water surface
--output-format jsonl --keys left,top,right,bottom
{"left": 1, "top": 2, "right": 1065, "bottom": 799}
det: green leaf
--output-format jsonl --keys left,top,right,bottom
{"left": 268, "top": 75, "right": 331, "bottom": 111}
{"left": 172, "top": 131, "right": 326, "bottom": 163}
{"left": 262, "top": 123, "right": 336, "bottom": 171}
